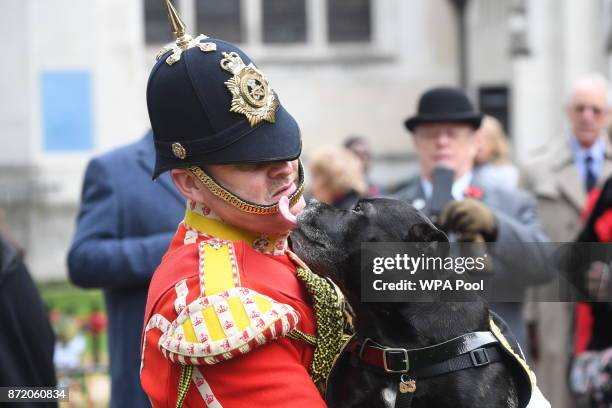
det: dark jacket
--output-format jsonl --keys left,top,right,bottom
{"left": 0, "top": 237, "right": 57, "bottom": 407}
{"left": 67, "top": 133, "right": 184, "bottom": 407}
{"left": 575, "top": 176, "right": 612, "bottom": 351}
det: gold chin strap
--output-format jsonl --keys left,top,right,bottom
{"left": 189, "top": 162, "right": 305, "bottom": 215}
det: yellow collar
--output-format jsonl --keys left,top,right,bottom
{"left": 184, "top": 207, "right": 288, "bottom": 255}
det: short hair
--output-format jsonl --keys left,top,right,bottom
{"left": 566, "top": 73, "right": 611, "bottom": 106}
{"left": 309, "top": 146, "right": 367, "bottom": 195}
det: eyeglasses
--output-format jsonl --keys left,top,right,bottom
{"left": 572, "top": 104, "right": 607, "bottom": 117}
{"left": 414, "top": 127, "right": 472, "bottom": 141}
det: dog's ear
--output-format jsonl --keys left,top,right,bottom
{"left": 405, "top": 222, "right": 449, "bottom": 258}
{"left": 405, "top": 222, "right": 448, "bottom": 243}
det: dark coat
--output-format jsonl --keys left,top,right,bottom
{"left": 575, "top": 176, "right": 612, "bottom": 351}
{"left": 67, "top": 132, "right": 184, "bottom": 408}
{"left": 0, "top": 237, "right": 57, "bottom": 407}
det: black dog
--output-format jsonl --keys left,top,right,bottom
{"left": 290, "top": 198, "right": 527, "bottom": 408}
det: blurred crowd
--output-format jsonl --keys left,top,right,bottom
{"left": 4, "top": 69, "right": 612, "bottom": 407}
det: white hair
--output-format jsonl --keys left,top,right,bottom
{"left": 566, "top": 73, "right": 611, "bottom": 106}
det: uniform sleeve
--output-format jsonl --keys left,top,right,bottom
{"left": 142, "top": 271, "right": 325, "bottom": 407}
{"left": 67, "top": 158, "right": 174, "bottom": 288}
{"left": 183, "top": 339, "right": 327, "bottom": 408}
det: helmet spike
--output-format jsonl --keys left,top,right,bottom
{"left": 164, "top": 0, "right": 191, "bottom": 48}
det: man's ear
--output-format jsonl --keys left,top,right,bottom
{"left": 171, "top": 169, "right": 208, "bottom": 203}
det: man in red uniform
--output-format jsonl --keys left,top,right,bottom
{"left": 140, "top": 2, "right": 344, "bottom": 407}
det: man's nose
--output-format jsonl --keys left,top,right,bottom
{"left": 268, "top": 161, "right": 293, "bottom": 178}
{"left": 435, "top": 132, "right": 451, "bottom": 146}
{"left": 581, "top": 109, "right": 596, "bottom": 121}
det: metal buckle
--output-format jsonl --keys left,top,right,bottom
{"left": 383, "top": 348, "right": 410, "bottom": 373}
{"left": 470, "top": 348, "right": 490, "bottom": 367}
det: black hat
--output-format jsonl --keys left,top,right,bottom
{"left": 147, "top": 4, "right": 300, "bottom": 178}
{"left": 404, "top": 87, "right": 483, "bottom": 132}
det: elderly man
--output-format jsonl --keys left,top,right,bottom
{"left": 522, "top": 73, "right": 612, "bottom": 408}
{"left": 139, "top": 3, "right": 345, "bottom": 407}
{"left": 394, "top": 87, "right": 552, "bottom": 352}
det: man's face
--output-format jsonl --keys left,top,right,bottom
{"left": 198, "top": 159, "right": 305, "bottom": 234}
{"left": 412, "top": 123, "right": 478, "bottom": 180}
{"left": 566, "top": 86, "right": 610, "bottom": 148}
{"left": 347, "top": 141, "right": 371, "bottom": 173}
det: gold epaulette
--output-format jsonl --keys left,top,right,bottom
{"left": 286, "top": 251, "right": 350, "bottom": 390}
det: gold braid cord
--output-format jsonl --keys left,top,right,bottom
{"left": 175, "top": 365, "right": 193, "bottom": 408}
{"left": 287, "top": 328, "right": 317, "bottom": 346}
{"left": 190, "top": 166, "right": 304, "bottom": 215}
{"left": 490, "top": 318, "right": 537, "bottom": 387}
{"left": 293, "top": 267, "right": 346, "bottom": 387}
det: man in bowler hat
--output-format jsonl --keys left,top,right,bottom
{"left": 394, "top": 87, "right": 553, "bottom": 352}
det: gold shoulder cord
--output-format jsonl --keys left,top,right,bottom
{"left": 175, "top": 365, "right": 193, "bottom": 408}
{"left": 288, "top": 266, "right": 348, "bottom": 390}
{"left": 190, "top": 164, "right": 305, "bottom": 215}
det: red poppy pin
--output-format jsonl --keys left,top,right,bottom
{"left": 464, "top": 185, "right": 484, "bottom": 200}
{"left": 595, "top": 210, "right": 612, "bottom": 242}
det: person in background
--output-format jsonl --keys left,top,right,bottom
{"left": 344, "top": 135, "right": 380, "bottom": 197}
{"left": 394, "top": 86, "right": 552, "bottom": 352}
{"left": 567, "top": 175, "right": 612, "bottom": 407}
{"left": 0, "top": 224, "right": 57, "bottom": 408}
{"left": 522, "top": 73, "right": 612, "bottom": 408}
{"left": 67, "top": 131, "right": 184, "bottom": 407}
{"left": 309, "top": 146, "right": 367, "bottom": 209}
{"left": 473, "top": 115, "right": 519, "bottom": 189}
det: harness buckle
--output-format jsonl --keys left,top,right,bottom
{"left": 383, "top": 348, "right": 410, "bottom": 373}
{"left": 469, "top": 348, "right": 490, "bottom": 367}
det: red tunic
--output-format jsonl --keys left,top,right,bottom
{"left": 141, "top": 208, "right": 325, "bottom": 407}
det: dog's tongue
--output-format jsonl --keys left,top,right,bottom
{"left": 279, "top": 196, "right": 298, "bottom": 229}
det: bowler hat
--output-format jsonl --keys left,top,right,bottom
{"left": 404, "top": 87, "right": 483, "bottom": 132}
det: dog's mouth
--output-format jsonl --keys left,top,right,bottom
{"left": 289, "top": 227, "right": 327, "bottom": 251}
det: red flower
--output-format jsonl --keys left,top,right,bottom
{"left": 464, "top": 185, "right": 484, "bottom": 200}
{"left": 595, "top": 209, "right": 612, "bottom": 242}
{"left": 580, "top": 188, "right": 612, "bottom": 242}
{"left": 581, "top": 188, "right": 601, "bottom": 222}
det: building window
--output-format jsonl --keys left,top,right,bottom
{"left": 144, "top": 0, "right": 178, "bottom": 44}
{"left": 196, "top": 0, "right": 242, "bottom": 43}
{"left": 327, "top": 0, "right": 371, "bottom": 43}
{"left": 144, "top": 0, "right": 379, "bottom": 53}
{"left": 478, "top": 86, "right": 510, "bottom": 135}
{"left": 262, "top": 0, "right": 307, "bottom": 44}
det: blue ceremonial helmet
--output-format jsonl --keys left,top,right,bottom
{"left": 147, "top": 2, "right": 301, "bottom": 180}
{"left": 146, "top": 1, "right": 303, "bottom": 215}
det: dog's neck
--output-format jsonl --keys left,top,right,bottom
{"left": 352, "top": 301, "right": 489, "bottom": 349}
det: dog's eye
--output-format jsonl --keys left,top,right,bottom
{"left": 352, "top": 204, "right": 362, "bottom": 212}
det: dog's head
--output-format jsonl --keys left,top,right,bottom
{"left": 290, "top": 198, "right": 448, "bottom": 304}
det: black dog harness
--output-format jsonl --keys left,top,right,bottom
{"left": 348, "top": 331, "right": 503, "bottom": 407}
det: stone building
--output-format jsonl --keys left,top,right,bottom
{"left": 1, "top": 0, "right": 612, "bottom": 280}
